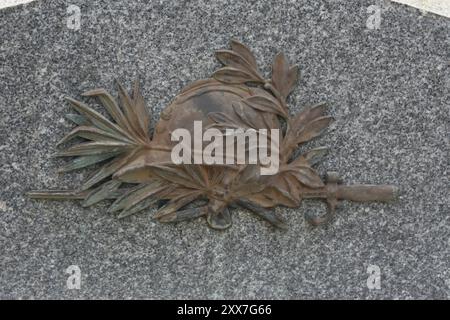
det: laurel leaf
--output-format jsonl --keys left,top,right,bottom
{"left": 80, "top": 151, "right": 137, "bottom": 191}
{"left": 148, "top": 164, "right": 207, "bottom": 190}
{"left": 208, "top": 112, "right": 240, "bottom": 127}
{"left": 54, "top": 141, "right": 130, "bottom": 157}
{"left": 281, "top": 173, "right": 303, "bottom": 202}
{"left": 65, "top": 113, "right": 90, "bottom": 126}
{"left": 213, "top": 67, "right": 259, "bottom": 84}
{"left": 284, "top": 165, "right": 324, "bottom": 188}
{"left": 57, "top": 152, "right": 121, "bottom": 173}
{"left": 232, "top": 102, "right": 256, "bottom": 128}
{"left": 154, "top": 191, "right": 203, "bottom": 220}
{"left": 117, "top": 183, "right": 169, "bottom": 218}
{"left": 272, "top": 52, "right": 289, "bottom": 95}
{"left": 263, "top": 186, "right": 298, "bottom": 207}
{"left": 82, "top": 88, "right": 130, "bottom": 131}
{"left": 117, "top": 197, "right": 157, "bottom": 218}
{"left": 65, "top": 97, "right": 132, "bottom": 139}
{"left": 116, "top": 81, "right": 150, "bottom": 142}
{"left": 56, "top": 126, "right": 132, "bottom": 146}
{"left": 157, "top": 206, "right": 208, "bottom": 223}
{"left": 295, "top": 147, "right": 329, "bottom": 166}
{"left": 108, "top": 184, "right": 148, "bottom": 213}
{"left": 132, "top": 80, "right": 151, "bottom": 138}
{"left": 290, "top": 102, "right": 327, "bottom": 130}
{"left": 297, "top": 116, "right": 334, "bottom": 143}
{"left": 242, "top": 192, "right": 277, "bottom": 208}
{"left": 284, "top": 65, "right": 299, "bottom": 97}
{"left": 236, "top": 199, "right": 287, "bottom": 229}
{"left": 230, "top": 39, "right": 258, "bottom": 70}
{"left": 82, "top": 180, "right": 122, "bottom": 207}
{"left": 182, "top": 165, "right": 209, "bottom": 188}
{"left": 215, "top": 50, "right": 262, "bottom": 80}
{"left": 244, "top": 95, "right": 287, "bottom": 118}
{"left": 109, "top": 181, "right": 165, "bottom": 214}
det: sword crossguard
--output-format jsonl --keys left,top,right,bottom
{"left": 305, "top": 172, "right": 398, "bottom": 226}
{"left": 305, "top": 171, "right": 341, "bottom": 226}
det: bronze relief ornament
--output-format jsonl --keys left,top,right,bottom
{"left": 28, "top": 40, "right": 398, "bottom": 230}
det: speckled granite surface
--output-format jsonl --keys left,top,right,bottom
{"left": 0, "top": 0, "right": 448, "bottom": 299}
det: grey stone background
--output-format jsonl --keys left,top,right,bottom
{"left": 0, "top": 0, "right": 448, "bottom": 299}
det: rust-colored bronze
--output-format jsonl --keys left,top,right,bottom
{"left": 28, "top": 40, "right": 398, "bottom": 230}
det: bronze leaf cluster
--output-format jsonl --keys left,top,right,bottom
{"left": 28, "top": 40, "right": 398, "bottom": 230}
